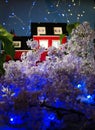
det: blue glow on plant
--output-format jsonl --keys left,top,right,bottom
{"left": 87, "top": 95, "right": 92, "bottom": 99}
{"left": 77, "top": 84, "right": 82, "bottom": 88}
{"left": 77, "top": 94, "right": 95, "bottom": 104}
{"left": 38, "top": 94, "right": 47, "bottom": 103}
{"left": 3, "top": 22, "right": 6, "bottom": 25}
{"left": 9, "top": 84, "right": 21, "bottom": 97}
{"left": 86, "top": 94, "right": 95, "bottom": 104}
{"left": 11, "top": 12, "right": 14, "bottom": 16}
{"left": 48, "top": 113, "right": 56, "bottom": 120}
{"left": 53, "top": 98, "right": 66, "bottom": 108}
{"left": 72, "top": 78, "right": 86, "bottom": 90}
{"left": 9, "top": 113, "right": 23, "bottom": 125}
{"left": 22, "top": 27, "right": 25, "bottom": 30}
{"left": 75, "top": 80, "right": 87, "bottom": 93}
{"left": 0, "top": 83, "right": 20, "bottom": 101}
{"left": 41, "top": 109, "right": 62, "bottom": 130}
{"left": 10, "top": 118, "right": 14, "bottom": 122}
{"left": 26, "top": 74, "right": 48, "bottom": 92}
{"left": 42, "top": 110, "right": 50, "bottom": 128}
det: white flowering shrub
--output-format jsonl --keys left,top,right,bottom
{"left": 0, "top": 21, "right": 95, "bottom": 129}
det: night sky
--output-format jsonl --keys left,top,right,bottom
{"left": 0, "top": 0, "right": 95, "bottom": 36}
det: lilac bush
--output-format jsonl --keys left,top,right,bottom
{"left": 0, "top": 21, "right": 95, "bottom": 129}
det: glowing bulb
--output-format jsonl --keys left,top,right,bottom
{"left": 10, "top": 118, "right": 14, "bottom": 122}
{"left": 77, "top": 84, "right": 81, "bottom": 88}
{"left": 48, "top": 12, "right": 50, "bottom": 14}
{"left": 68, "top": 4, "right": 71, "bottom": 7}
{"left": 68, "top": 9, "right": 70, "bottom": 12}
{"left": 3, "top": 22, "right": 6, "bottom": 25}
{"left": 87, "top": 95, "right": 91, "bottom": 99}
{"left": 12, "top": 12, "right": 15, "bottom": 15}
{"left": 70, "top": 13, "right": 73, "bottom": 16}
{"left": 62, "top": 13, "right": 65, "bottom": 16}
{"left": 77, "top": 14, "right": 80, "bottom": 17}
{"left": 73, "top": 3, "right": 76, "bottom": 6}
{"left": 82, "top": 11, "right": 85, "bottom": 13}
{"left": 22, "top": 27, "right": 25, "bottom": 30}
{"left": 67, "top": 20, "right": 70, "bottom": 23}
{"left": 9, "top": 114, "right": 23, "bottom": 125}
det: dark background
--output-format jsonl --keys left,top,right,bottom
{"left": 0, "top": 0, "right": 95, "bottom": 36}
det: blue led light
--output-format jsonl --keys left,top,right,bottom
{"left": 22, "top": 27, "right": 25, "bottom": 30}
{"left": 77, "top": 84, "right": 82, "bottom": 88}
{"left": 75, "top": 81, "right": 86, "bottom": 91}
{"left": 77, "top": 94, "right": 95, "bottom": 104}
{"left": 87, "top": 95, "right": 92, "bottom": 99}
{"left": 9, "top": 113, "right": 23, "bottom": 125}
{"left": 48, "top": 113, "right": 55, "bottom": 120}
{"left": 42, "top": 109, "right": 62, "bottom": 130}
{"left": 86, "top": 94, "right": 95, "bottom": 104}
{"left": 12, "top": 12, "right": 15, "bottom": 16}
{"left": 3, "top": 22, "right": 6, "bottom": 25}
{"left": 38, "top": 94, "right": 47, "bottom": 103}
{"left": 62, "top": 13, "right": 65, "bottom": 16}
{"left": 10, "top": 118, "right": 14, "bottom": 122}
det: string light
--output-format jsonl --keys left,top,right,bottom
{"left": 70, "top": 13, "right": 73, "bottom": 16}
{"left": 77, "top": 14, "right": 80, "bottom": 17}
{"left": 22, "top": 27, "right": 25, "bottom": 30}
{"left": 56, "top": 4, "right": 59, "bottom": 7}
{"left": 67, "top": 20, "right": 70, "bottom": 23}
{"left": 48, "top": 11, "right": 50, "bottom": 14}
{"left": 82, "top": 11, "right": 85, "bottom": 13}
{"left": 11, "top": 12, "right": 15, "bottom": 16}
{"left": 3, "top": 22, "right": 6, "bottom": 25}
{"left": 68, "top": 9, "right": 71, "bottom": 12}
{"left": 73, "top": 3, "right": 76, "bottom": 6}
{"left": 77, "top": 17, "right": 79, "bottom": 20}
{"left": 62, "top": 13, "right": 65, "bottom": 16}
{"left": 68, "top": 4, "right": 71, "bottom": 7}
{"left": 56, "top": 0, "right": 60, "bottom": 7}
